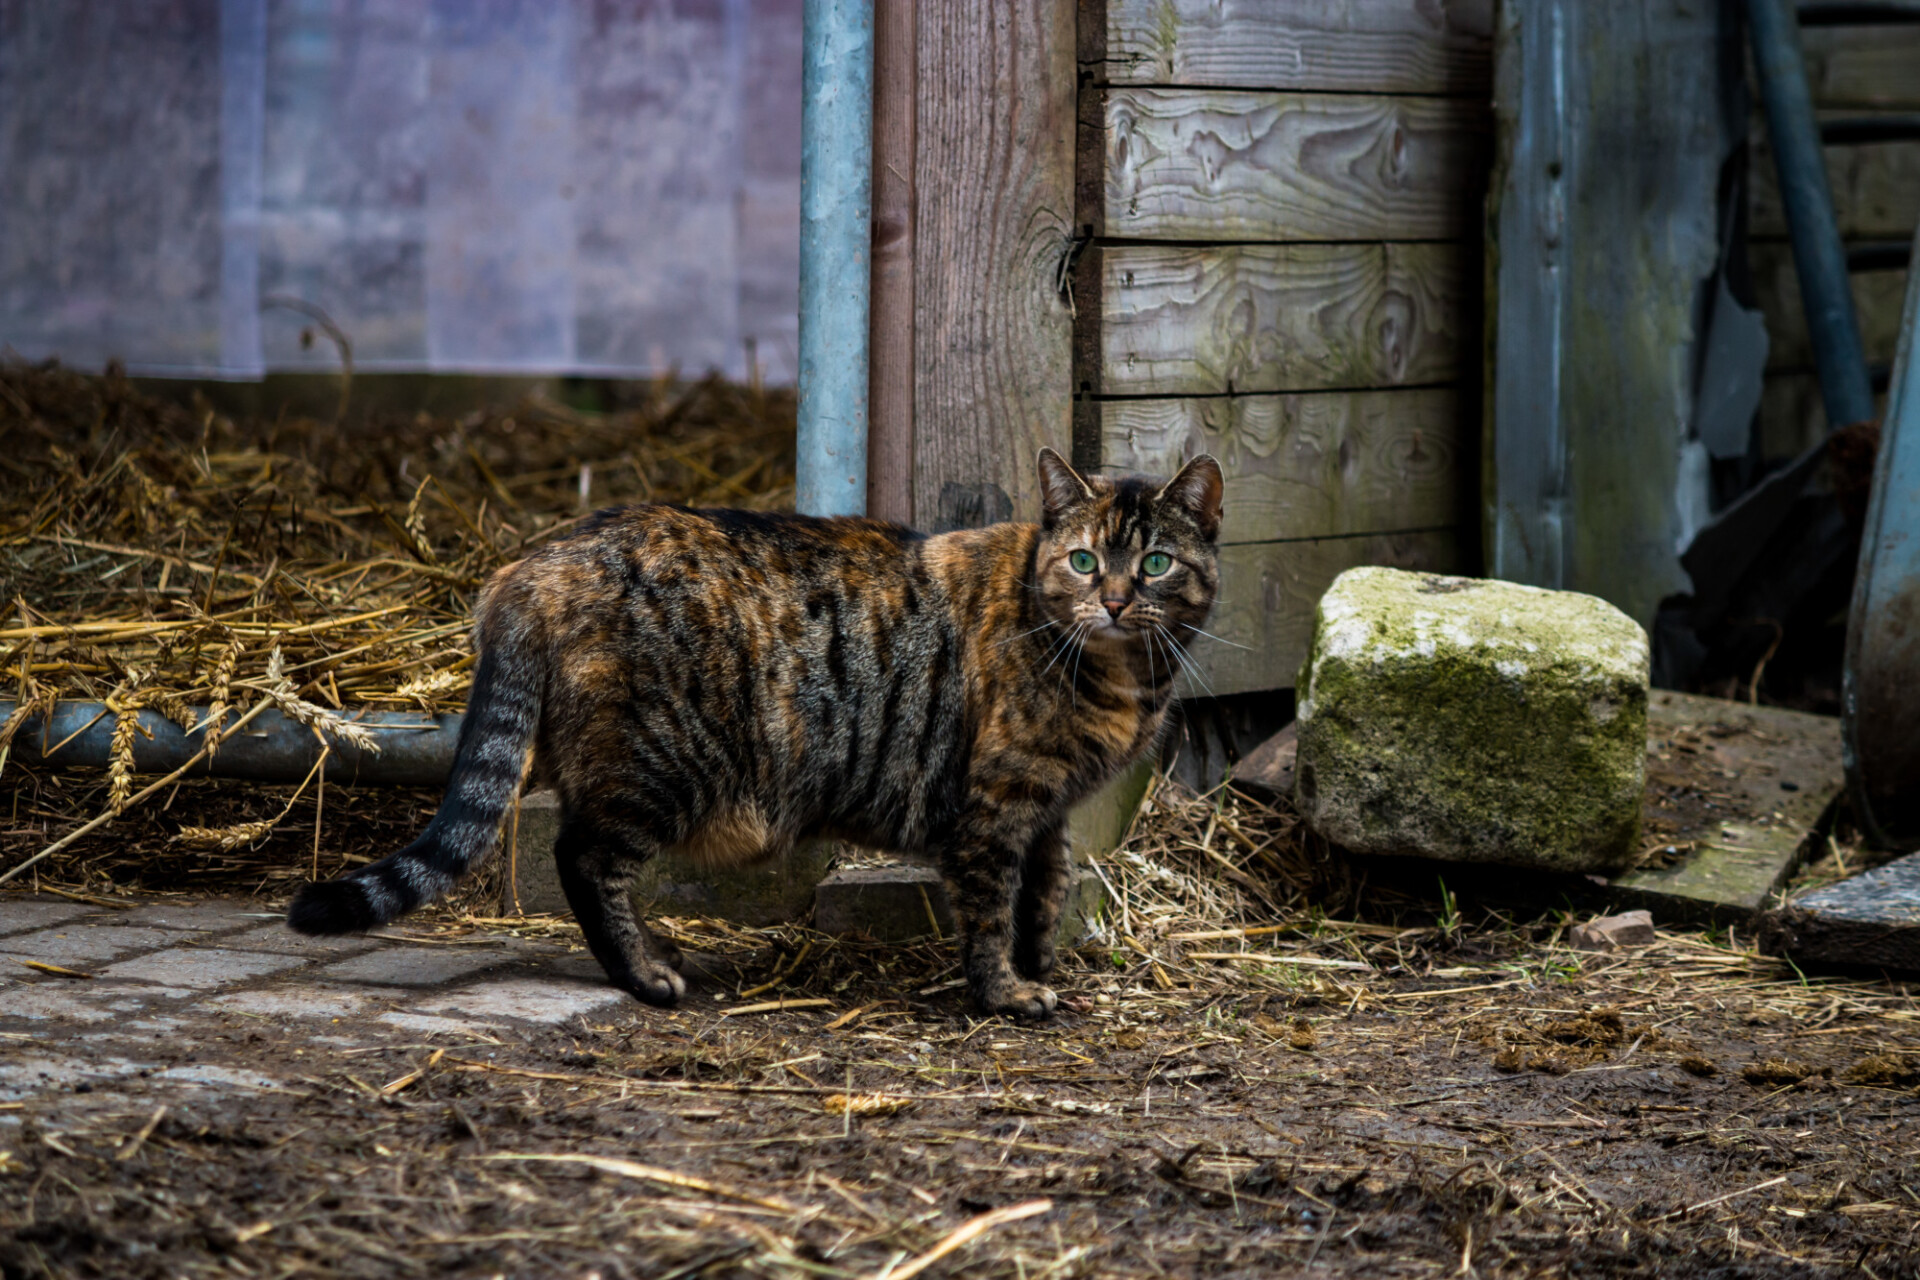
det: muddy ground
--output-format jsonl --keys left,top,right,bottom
{"left": 3, "top": 886, "right": 1917, "bottom": 1280}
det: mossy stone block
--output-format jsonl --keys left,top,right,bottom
{"left": 1295, "top": 567, "right": 1649, "bottom": 874}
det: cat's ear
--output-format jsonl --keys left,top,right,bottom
{"left": 1158, "top": 454, "right": 1224, "bottom": 541}
{"left": 1037, "top": 447, "right": 1093, "bottom": 527}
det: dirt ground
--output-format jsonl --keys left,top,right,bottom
{"left": 4, "top": 819, "right": 1918, "bottom": 1280}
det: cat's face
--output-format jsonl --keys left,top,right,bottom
{"left": 1030, "top": 448, "right": 1223, "bottom": 661}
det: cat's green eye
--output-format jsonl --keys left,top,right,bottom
{"left": 1069, "top": 550, "right": 1098, "bottom": 574}
{"left": 1141, "top": 552, "right": 1173, "bottom": 576}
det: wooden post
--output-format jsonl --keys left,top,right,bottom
{"left": 911, "top": 0, "right": 1078, "bottom": 530}
{"left": 866, "top": 0, "right": 916, "bottom": 525}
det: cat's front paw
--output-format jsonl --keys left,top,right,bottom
{"left": 977, "top": 978, "right": 1058, "bottom": 1021}
{"left": 620, "top": 962, "right": 688, "bottom": 1007}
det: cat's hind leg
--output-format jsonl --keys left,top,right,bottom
{"left": 553, "top": 807, "right": 686, "bottom": 1006}
{"left": 1013, "top": 824, "right": 1071, "bottom": 982}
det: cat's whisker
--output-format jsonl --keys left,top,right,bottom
{"left": 1184, "top": 625, "right": 1252, "bottom": 650}
{"left": 1038, "top": 619, "right": 1089, "bottom": 682}
{"left": 995, "top": 618, "right": 1062, "bottom": 649}
{"left": 1155, "top": 624, "right": 1216, "bottom": 700}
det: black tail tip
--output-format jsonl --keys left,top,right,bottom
{"left": 288, "top": 879, "right": 379, "bottom": 936}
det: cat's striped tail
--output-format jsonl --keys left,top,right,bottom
{"left": 287, "top": 625, "right": 542, "bottom": 936}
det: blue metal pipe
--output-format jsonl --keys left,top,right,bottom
{"left": 796, "top": 0, "right": 875, "bottom": 517}
{"left": 1747, "top": 0, "right": 1876, "bottom": 430}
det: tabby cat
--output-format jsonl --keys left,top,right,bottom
{"left": 290, "top": 448, "right": 1223, "bottom": 1019}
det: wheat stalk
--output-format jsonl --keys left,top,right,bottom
{"left": 105, "top": 694, "right": 150, "bottom": 813}
{"left": 173, "top": 819, "right": 277, "bottom": 851}
{"left": 254, "top": 647, "right": 381, "bottom": 753}
{"left": 198, "top": 634, "right": 241, "bottom": 753}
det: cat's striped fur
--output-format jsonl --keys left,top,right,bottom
{"left": 290, "top": 449, "right": 1223, "bottom": 1018}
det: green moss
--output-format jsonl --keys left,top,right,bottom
{"left": 1295, "top": 568, "right": 1649, "bottom": 873}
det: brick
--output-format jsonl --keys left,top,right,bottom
{"left": 0, "top": 925, "right": 181, "bottom": 966}
{"left": 113, "top": 902, "right": 262, "bottom": 934}
{"left": 206, "top": 986, "right": 380, "bottom": 1020}
{"left": 320, "top": 947, "right": 511, "bottom": 987}
{"left": 99, "top": 948, "right": 307, "bottom": 990}
{"left": 220, "top": 922, "right": 386, "bottom": 958}
{"left": 0, "top": 899, "right": 96, "bottom": 936}
{"left": 409, "top": 979, "right": 631, "bottom": 1024}
{"left": 1568, "top": 910, "right": 1657, "bottom": 952}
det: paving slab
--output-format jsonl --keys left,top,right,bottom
{"left": 409, "top": 978, "right": 632, "bottom": 1025}
{"left": 206, "top": 986, "right": 384, "bottom": 1020}
{"left": 376, "top": 1011, "right": 508, "bottom": 1037}
{"left": 220, "top": 922, "right": 386, "bottom": 957}
{"left": 113, "top": 901, "right": 267, "bottom": 934}
{"left": 99, "top": 947, "right": 308, "bottom": 990}
{"left": 319, "top": 945, "right": 514, "bottom": 987}
{"left": 1764, "top": 851, "right": 1920, "bottom": 971}
{"left": 0, "top": 983, "right": 181, "bottom": 1023}
{"left": 0, "top": 899, "right": 97, "bottom": 936}
{"left": 1612, "top": 692, "right": 1843, "bottom": 921}
{"left": 0, "top": 924, "right": 185, "bottom": 966}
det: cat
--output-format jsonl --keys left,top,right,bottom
{"left": 290, "top": 448, "right": 1223, "bottom": 1019}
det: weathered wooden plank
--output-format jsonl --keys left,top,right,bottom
{"left": 1751, "top": 240, "right": 1907, "bottom": 373}
{"left": 1090, "top": 88, "right": 1488, "bottom": 242}
{"left": 1098, "top": 388, "right": 1460, "bottom": 545}
{"left": 866, "top": 0, "right": 916, "bottom": 525}
{"left": 1193, "top": 530, "right": 1458, "bottom": 696}
{"left": 912, "top": 0, "right": 1077, "bottom": 529}
{"left": 1803, "top": 25, "right": 1920, "bottom": 110}
{"left": 1752, "top": 117, "right": 1920, "bottom": 240}
{"left": 1087, "top": 0, "right": 1493, "bottom": 97}
{"left": 1091, "top": 242, "right": 1463, "bottom": 397}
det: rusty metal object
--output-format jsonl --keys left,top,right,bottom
{"left": 2, "top": 701, "right": 460, "bottom": 787}
{"left": 1844, "top": 228, "right": 1920, "bottom": 849}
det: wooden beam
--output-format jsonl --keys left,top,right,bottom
{"left": 1088, "top": 0, "right": 1493, "bottom": 96}
{"left": 1190, "top": 531, "right": 1458, "bottom": 696}
{"left": 1751, "top": 240, "right": 1908, "bottom": 373}
{"left": 1803, "top": 24, "right": 1920, "bottom": 109}
{"left": 1087, "top": 89, "right": 1488, "bottom": 243}
{"left": 1751, "top": 114, "right": 1920, "bottom": 240}
{"left": 867, "top": 0, "right": 916, "bottom": 525}
{"left": 1098, "top": 389, "right": 1461, "bottom": 545}
{"left": 912, "top": 0, "right": 1077, "bottom": 530}
{"left": 1088, "top": 242, "right": 1464, "bottom": 397}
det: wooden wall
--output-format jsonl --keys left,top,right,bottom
{"left": 889, "top": 2, "right": 1492, "bottom": 697}
{"left": 1753, "top": 22, "right": 1919, "bottom": 458}
{"left": 1073, "top": 1, "right": 1492, "bottom": 694}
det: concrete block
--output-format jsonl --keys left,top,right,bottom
{"left": 0, "top": 899, "right": 96, "bottom": 936}
{"left": 502, "top": 789, "right": 835, "bottom": 926}
{"left": 813, "top": 862, "right": 1107, "bottom": 945}
{"left": 1568, "top": 910, "right": 1656, "bottom": 951}
{"left": 814, "top": 863, "right": 955, "bottom": 942}
{"left": 99, "top": 947, "right": 306, "bottom": 990}
{"left": 1765, "top": 851, "right": 1920, "bottom": 972}
{"left": 1296, "top": 567, "right": 1649, "bottom": 873}
{"left": 409, "top": 979, "right": 631, "bottom": 1024}
{"left": 319, "top": 946, "right": 511, "bottom": 988}
{"left": 0, "top": 925, "right": 182, "bottom": 966}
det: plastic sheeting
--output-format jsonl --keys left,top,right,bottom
{"left": 0, "top": 0, "right": 801, "bottom": 381}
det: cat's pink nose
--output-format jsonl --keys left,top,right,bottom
{"left": 1102, "top": 599, "right": 1127, "bottom": 620}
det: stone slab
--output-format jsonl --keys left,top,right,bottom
{"left": 1763, "top": 852, "right": 1920, "bottom": 972}
{"left": 1613, "top": 691, "right": 1843, "bottom": 921}
{"left": 98, "top": 948, "right": 307, "bottom": 990}
{"left": 813, "top": 862, "right": 1107, "bottom": 946}
{"left": 409, "top": 978, "right": 631, "bottom": 1024}
{"left": 0, "top": 983, "right": 182, "bottom": 1023}
{"left": 1234, "top": 722, "right": 1298, "bottom": 802}
{"left": 0, "top": 925, "right": 184, "bottom": 966}
{"left": 319, "top": 946, "right": 513, "bottom": 988}
{"left": 0, "top": 898, "right": 96, "bottom": 936}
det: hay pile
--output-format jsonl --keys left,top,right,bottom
{"left": 0, "top": 361, "right": 795, "bottom": 884}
